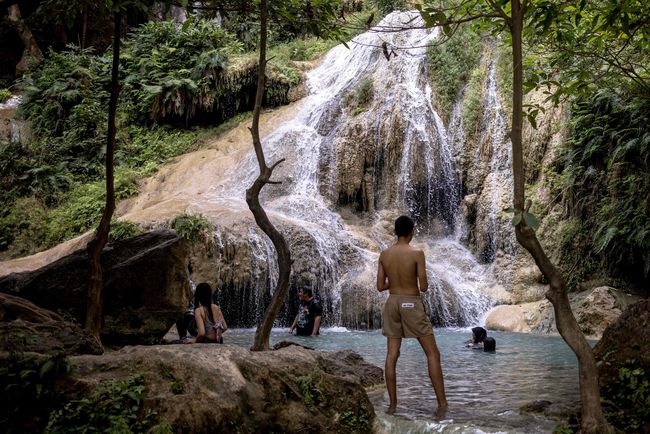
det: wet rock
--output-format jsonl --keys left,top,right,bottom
{"left": 62, "top": 344, "right": 377, "bottom": 433}
{"left": 485, "top": 303, "right": 534, "bottom": 333}
{"left": 0, "top": 292, "right": 102, "bottom": 355}
{"left": 0, "top": 95, "right": 31, "bottom": 144}
{"left": 593, "top": 299, "right": 650, "bottom": 389}
{"left": 519, "top": 400, "right": 552, "bottom": 414}
{"left": 593, "top": 299, "right": 650, "bottom": 432}
{"left": 485, "top": 287, "right": 640, "bottom": 338}
{"left": 316, "top": 349, "right": 384, "bottom": 388}
{"left": 0, "top": 230, "right": 191, "bottom": 345}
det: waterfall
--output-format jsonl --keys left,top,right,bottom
{"left": 209, "top": 11, "right": 510, "bottom": 328}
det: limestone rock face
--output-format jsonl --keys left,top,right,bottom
{"left": 485, "top": 287, "right": 640, "bottom": 338}
{"left": 0, "top": 95, "right": 31, "bottom": 144}
{"left": 66, "top": 344, "right": 378, "bottom": 433}
{"left": 0, "top": 230, "right": 191, "bottom": 345}
{"left": 594, "top": 299, "right": 650, "bottom": 388}
{"left": 0, "top": 292, "right": 102, "bottom": 355}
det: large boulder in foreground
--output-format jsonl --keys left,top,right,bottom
{"left": 0, "top": 292, "right": 102, "bottom": 355}
{"left": 55, "top": 345, "right": 379, "bottom": 433}
{"left": 0, "top": 230, "right": 191, "bottom": 345}
{"left": 594, "top": 299, "right": 650, "bottom": 388}
{"left": 593, "top": 299, "right": 650, "bottom": 433}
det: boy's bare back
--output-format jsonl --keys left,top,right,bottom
{"left": 378, "top": 244, "right": 428, "bottom": 296}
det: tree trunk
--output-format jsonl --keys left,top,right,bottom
{"left": 81, "top": 1, "right": 89, "bottom": 49}
{"left": 6, "top": 3, "right": 44, "bottom": 76}
{"left": 85, "top": 11, "right": 121, "bottom": 343}
{"left": 509, "top": 1, "right": 610, "bottom": 432}
{"left": 246, "top": 0, "right": 293, "bottom": 351}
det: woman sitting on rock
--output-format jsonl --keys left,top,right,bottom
{"left": 186, "top": 283, "right": 227, "bottom": 344}
{"left": 465, "top": 326, "right": 487, "bottom": 349}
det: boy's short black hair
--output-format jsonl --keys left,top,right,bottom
{"left": 395, "top": 215, "right": 415, "bottom": 237}
{"left": 302, "top": 287, "right": 313, "bottom": 297}
{"left": 483, "top": 337, "right": 496, "bottom": 352}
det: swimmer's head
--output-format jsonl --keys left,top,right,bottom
{"left": 483, "top": 337, "right": 496, "bottom": 352}
{"left": 395, "top": 215, "right": 414, "bottom": 238}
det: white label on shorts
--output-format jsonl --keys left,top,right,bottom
{"left": 401, "top": 303, "right": 415, "bottom": 308}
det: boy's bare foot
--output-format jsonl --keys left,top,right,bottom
{"left": 386, "top": 405, "right": 396, "bottom": 415}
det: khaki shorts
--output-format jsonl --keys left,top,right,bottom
{"left": 382, "top": 294, "right": 433, "bottom": 338}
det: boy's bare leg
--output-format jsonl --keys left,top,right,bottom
{"left": 385, "top": 337, "right": 402, "bottom": 414}
{"left": 417, "top": 334, "right": 448, "bottom": 412}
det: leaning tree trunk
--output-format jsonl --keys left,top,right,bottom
{"left": 6, "top": 3, "right": 44, "bottom": 76}
{"left": 508, "top": 1, "right": 610, "bottom": 432}
{"left": 85, "top": 12, "right": 121, "bottom": 343}
{"left": 246, "top": 0, "right": 293, "bottom": 351}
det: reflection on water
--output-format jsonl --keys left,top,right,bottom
{"left": 226, "top": 328, "right": 578, "bottom": 433}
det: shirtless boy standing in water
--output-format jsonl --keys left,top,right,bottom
{"left": 377, "top": 215, "right": 448, "bottom": 415}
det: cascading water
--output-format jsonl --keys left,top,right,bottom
{"left": 473, "top": 56, "right": 516, "bottom": 264}
{"left": 209, "top": 11, "right": 513, "bottom": 328}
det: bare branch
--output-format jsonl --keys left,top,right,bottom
{"left": 485, "top": 0, "right": 510, "bottom": 22}
{"left": 269, "top": 158, "right": 286, "bottom": 171}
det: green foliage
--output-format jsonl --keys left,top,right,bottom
{"left": 560, "top": 90, "right": 650, "bottom": 288}
{"left": 297, "top": 368, "right": 324, "bottom": 412}
{"left": 370, "top": 0, "right": 407, "bottom": 15}
{"left": 339, "top": 409, "right": 371, "bottom": 433}
{"left": 0, "top": 352, "right": 70, "bottom": 433}
{"left": 344, "top": 77, "right": 374, "bottom": 116}
{"left": 426, "top": 24, "right": 481, "bottom": 121}
{"left": 45, "top": 169, "right": 138, "bottom": 247}
{"left": 45, "top": 373, "right": 172, "bottom": 434}
{"left": 122, "top": 19, "right": 243, "bottom": 124}
{"left": 0, "top": 197, "right": 49, "bottom": 255}
{"left": 527, "top": 0, "right": 650, "bottom": 103}
{"left": 217, "top": 0, "right": 353, "bottom": 50}
{"left": 555, "top": 218, "right": 598, "bottom": 291}
{"left": 109, "top": 219, "right": 141, "bottom": 242}
{"left": 119, "top": 125, "right": 204, "bottom": 174}
{"left": 19, "top": 47, "right": 110, "bottom": 139}
{"left": 171, "top": 213, "right": 212, "bottom": 242}
{"left": 0, "top": 88, "right": 11, "bottom": 103}
{"left": 268, "top": 35, "right": 338, "bottom": 65}
{"left": 462, "top": 65, "right": 484, "bottom": 140}
{"left": 601, "top": 361, "right": 650, "bottom": 432}
{"left": 503, "top": 208, "right": 540, "bottom": 230}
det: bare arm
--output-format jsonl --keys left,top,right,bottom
{"left": 312, "top": 316, "right": 321, "bottom": 336}
{"left": 192, "top": 308, "right": 206, "bottom": 343}
{"left": 213, "top": 305, "right": 227, "bottom": 332}
{"left": 290, "top": 314, "right": 298, "bottom": 333}
{"left": 376, "top": 254, "right": 389, "bottom": 291}
{"left": 416, "top": 250, "right": 428, "bottom": 293}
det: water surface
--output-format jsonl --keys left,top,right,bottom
{"left": 226, "top": 328, "right": 578, "bottom": 433}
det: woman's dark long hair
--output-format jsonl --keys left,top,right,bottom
{"left": 472, "top": 326, "right": 487, "bottom": 344}
{"left": 194, "top": 282, "right": 214, "bottom": 323}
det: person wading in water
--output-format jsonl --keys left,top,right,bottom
{"left": 377, "top": 215, "right": 448, "bottom": 415}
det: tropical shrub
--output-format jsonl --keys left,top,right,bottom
{"left": 171, "top": 213, "right": 212, "bottom": 242}
{"left": 109, "top": 219, "right": 142, "bottom": 242}
{"left": 0, "top": 88, "right": 11, "bottom": 103}
{"left": 560, "top": 90, "right": 650, "bottom": 290}
{"left": 45, "top": 374, "right": 171, "bottom": 434}
{"left": 122, "top": 19, "right": 243, "bottom": 125}
{"left": 427, "top": 24, "right": 481, "bottom": 121}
